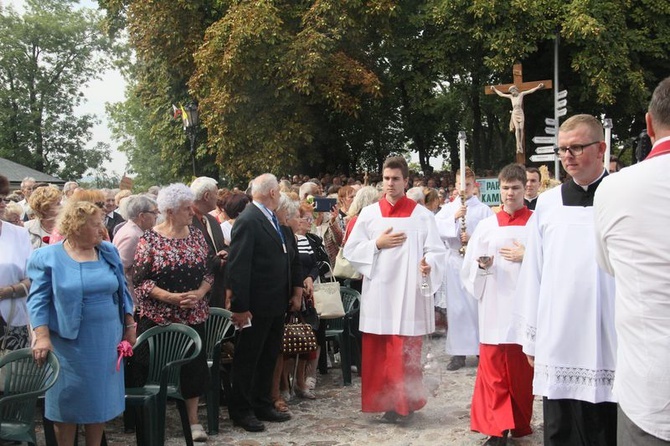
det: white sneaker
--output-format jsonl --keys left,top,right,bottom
{"left": 190, "top": 423, "right": 208, "bottom": 442}
{"left": 305, "top": 377, "right": 317, "bottom": 390}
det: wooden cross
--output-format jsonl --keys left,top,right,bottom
{"left": 485, "top": 63, "right": 552, "bottom": 164}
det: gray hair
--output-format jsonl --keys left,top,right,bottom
{"left": 406, "top": 187, "right": 425, "bottom": 204}
{"left": 125, "top": 195, "right": 158, "bottom": 220}
{"left": 63, "top": 181, "right": 78, "bottom": 193}
{"left": 348, "top": 186, "right": 380, "bottom": 217}
{"left": 156, "top": 183, "right": 194, "bottom": 214}
{"left": 298, "top": 182, "right": 319, "bottom": 200}
{"left": 21, "top": 177, "right": 35, "bottom": 188}
{"left": 284, "top": 199, "right": 300, "bottom": 219}
{"left": 190, "top": 177, "right": 218, "bottom": 200}
{"left": 276, "top": 192, "right": 292, "bottom": 213}
{"left": 251, "top": 173, "right": 278, "bottom": 198}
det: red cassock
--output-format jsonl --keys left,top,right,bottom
{"left": 359, "top": 196, "right": 427, "bottom": 416}
{"left": 471, "top": 206, "right": 534, "bottom": 437}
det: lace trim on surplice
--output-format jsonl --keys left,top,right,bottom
{"left": 535, "top": 363, "right": 615, "bottom": 389}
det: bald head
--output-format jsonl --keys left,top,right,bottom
{"left": 251, "top": 173, "right": 280, "bottom": 210}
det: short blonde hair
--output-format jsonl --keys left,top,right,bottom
{"left": 28, "top": 186, "right": 62, "bottom": 219}
{"left": 57, "top": 201, "right": 101, "bottom": 239}
{"left": 560, "top": 114, "right": 604, "bottom": 140}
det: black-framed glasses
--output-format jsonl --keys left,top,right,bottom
{"left": 142, "top": 210, "right": 160, "bottom": 216}
{"left": 554, "top": 141, "right": 600, "bottom": 157}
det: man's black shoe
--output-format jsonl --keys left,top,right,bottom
{"left": 255, "top": 407, "right": 292, "bottom": 422}
{"left": 483, "top": 430, "right": 508, "bottom": 445}
{"left": 232, "top": 414, "right": 266, "bottom": 432}
{"left": 446, "top": 355, "right": 466, "bottom": 371}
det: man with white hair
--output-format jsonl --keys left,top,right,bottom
{"left": 406, "top": 187, "right": 425, "bottom": 204}
{"left": 226, "top": 173, "right": 303, "bottom": 432}
{"left": 62, "top": 181, "right": 79, "bottom": 203}
{"left": 190, "top": 177, "right": 228, "bottom": 308}
{"left": 299, "top": 181, "right": 321, "bottom": 200}
{"left": 18, "top": 177, "right": 35, "bottom": 221}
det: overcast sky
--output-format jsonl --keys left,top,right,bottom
{"left": 7, "top": 0, "right": 129, "bottom": 178}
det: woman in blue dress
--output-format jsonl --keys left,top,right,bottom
{"left": 27, "top": 200, "right": 135, "bottom": 446}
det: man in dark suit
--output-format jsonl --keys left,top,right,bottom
{"left": 103, "top": 189, "right": 125, "bottom": 242}
{"left": 226, "top": 173, "right": 303, "bottom": 432}
{"left": 190, "top": 177, "right": 228, "bottom": 308}
{"left": 523, "top": 167, "right": 541, "bottom": 210}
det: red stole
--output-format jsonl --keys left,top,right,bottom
{"left": 378, "top": 196, "right": 416, "bottom": 218}
{"left": 496, "top": 206, "right": 532, "bottom": 227}
{"left": 646, "top": 138, "right": 670, "bottom": 160}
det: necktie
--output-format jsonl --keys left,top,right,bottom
{"left": 201, "top": 216, "right": 219, "bottom": 251}
{"left": 270, "top": 212, "right": 286, "bottom": 245}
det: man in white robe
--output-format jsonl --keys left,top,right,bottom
{"left": 516, "top": 114, "right": 617, "bottom": 445}
{"left": 594, "top": 77, "right": 670, "bottom": 444}
{"left": 344, "top": 156, "right": 445, "bottom": 423}
{"left": 462, "top": 164, "right": 534, "bottom": 445}
{"left": 435, "top": 167, "right": 493, "bottom": 370}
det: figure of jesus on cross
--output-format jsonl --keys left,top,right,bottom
{"left": 486, "top": 63, "right": 552, "bottom": 164}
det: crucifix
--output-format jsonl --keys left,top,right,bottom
{"left": 485, "top": 63, "right": 552, "bottom": 164}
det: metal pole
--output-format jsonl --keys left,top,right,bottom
{"left": 189, "top": 130, "right": 196, "bottom": 178}
{"left": 603, "top": 118, "right": 613, "bottom": 170}
{"left": 554, "top": 32, "right": 560, "bottom": 179}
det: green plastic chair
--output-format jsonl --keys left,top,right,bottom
{"left": 323, "top": 287, "right": 361, "bottom": 385}
{"left": 203, "top": 308, "right": 235, "bottom": 435}
{"left": 0, "top": 348, "right": 60, "bottom": 446}
{"left": 125, "top": 324, "right": 202, "bottom": 446}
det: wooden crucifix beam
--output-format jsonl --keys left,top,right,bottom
{"left": 485, "top": 63, "right": 552, "bottom": 164}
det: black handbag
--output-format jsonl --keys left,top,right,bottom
{"left": 282, "top": 312, "right": 318, "bottom": 355}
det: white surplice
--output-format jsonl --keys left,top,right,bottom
{"left": 461, "top": 216, "right": 529, "bottom": 345}
{"left": 515, "top": 187, "right": 617, "bottom": 403}
{"left": 435, "top": 196, "right": 493, "bottom": 355}
{"left": 343, "top": 203, "right": 446, "bottom": 336}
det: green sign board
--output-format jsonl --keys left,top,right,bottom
{"left": 477, "top": 178, "right": 500, "bottom": 206}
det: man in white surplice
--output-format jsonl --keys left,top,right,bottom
{"left": 344, "top": 156, "right": 445, "bottom": 423}
{"left": 435, "top": 167, "right": 493, "bottom": 370}
{"left": 515, "top": 114, "right": 617, "bottom": 446}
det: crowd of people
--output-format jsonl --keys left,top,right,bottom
{"left": 0, "top": 76, "right": 669, "bottom": 446}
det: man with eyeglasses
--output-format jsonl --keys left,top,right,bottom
{"left": 594, "top": 77, "right": 670, "bottom": 445}
{"left": 516, "top": 114, "right": 617, "bottom": 445}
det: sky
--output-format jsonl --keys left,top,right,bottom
{"left": 7, "top": 0, "right": 129, "bottom": 178}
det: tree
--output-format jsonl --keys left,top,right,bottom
{"left": 0, "top": 0, "right": 112, "bottom": 180}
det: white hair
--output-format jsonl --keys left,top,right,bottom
{"left": 63, "top": 181, "right": 78, "bottom": 193}
{"left": 190, "top": 177, "right": 218, "bottom": 200}
{"left": 348, "top": 186, "right": 380, "bottom": 217}
{"left": 406, "top": 187, "right": 425, "bottom": 204}
{"left": 156, "top": 183, "right": 194, "bottom": 214}
{"left": 125, "top": 195, "right": 158, "bottom": 220}
{"left": 21, "top": 177, "right": 35, "bottom": 188}
{"left": 251, "top": 173, "right": 278, "bottom": 198}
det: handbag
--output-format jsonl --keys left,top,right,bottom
{"left": 282, "top": 312, "right": 318, "bottom": 355}
{"left": 333, "top": 247, "right": 362, "bottom": 280}
{"left": 313, "top": 264, "right": 346, "bottom": 319}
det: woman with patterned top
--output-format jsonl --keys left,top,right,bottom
{"left": 132, "top": 183, "right": 212, "bottom": 442}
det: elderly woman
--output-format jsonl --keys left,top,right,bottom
{"left": 27, "top": 200, "right": 135, "bottom": 446}
{"left": 132, "top": 183, "right": 212, "bottom": 442}
{"left": 24, "top": 185, "right": 62, "bottom": 248}
{"left": 2, "top": 201, "right": 24, "bottom": 226}
{"left": 0, "top": 175, "right": 33, "bottom": 355}
{"left": 112, "top": 195, "right": 159, "bottom": 304}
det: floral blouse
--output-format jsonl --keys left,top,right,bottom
{"left": 133, "top": 227, "right": 213, "bottom": 325}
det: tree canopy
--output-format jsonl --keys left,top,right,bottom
{"left": 0, "top": 0, "right": 114, "bottom": 180}
{"left": 100, "top": 0, "right": 670, "bottom": 186}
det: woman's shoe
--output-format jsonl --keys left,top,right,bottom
{"left": 305, "top": 376, "right": 317, "bottom": 390}
{"left": 190, "top": 423, "right": 208, "bottom": 442}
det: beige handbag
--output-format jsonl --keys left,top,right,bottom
{"left": 313, "top": 264, "right": 346, "bottom": 319}
{"left": 332, "top": 247, "right": 362, "bottom": 280}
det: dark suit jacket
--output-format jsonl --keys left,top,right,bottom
{"left": 105, "top": 211, "right": 125, "bottom": 242}
{"left": 226, "top": 204, "right": 302, "bottom": 317}
{"left": 192, "top": 213, "right": 228, "bottom": 308}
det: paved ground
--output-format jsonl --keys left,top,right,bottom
{"left": 33, "top": 335, "right": 545, "bottom": 445}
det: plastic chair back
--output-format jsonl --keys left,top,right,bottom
{"left": 0, "top": 348, "right": 60, "bottom": 444}
{"left": 204, "top": 308, "right": 235, "bottom": 361}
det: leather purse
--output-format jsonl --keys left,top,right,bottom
{"left": 332, "top": 247, "right": 362, "bottom": 280}
{"left": 282, "top": 313, "right": 318, "bottom": 355}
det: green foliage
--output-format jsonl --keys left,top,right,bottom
{"left": 0, "top": 0, "right": 113, "bottom": 180}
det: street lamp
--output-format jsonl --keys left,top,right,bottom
{"left": 183, "top": 103, "right": 199, "bottom": 177}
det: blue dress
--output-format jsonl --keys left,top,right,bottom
{"left": 44, "top": 247, "right": 124, "bottom": 423}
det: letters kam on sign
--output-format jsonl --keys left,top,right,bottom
{"left": 476, "top": 178, "right": 500, "bottom": 207}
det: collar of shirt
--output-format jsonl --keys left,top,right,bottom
{"left": 253, "top": 201, "right": 275, "bottom": 225}
{"left": 379, "top": 195, "right": 416, "bottom": 218}
{"left": 497, "top": 205, "right": 532, "bottom": 226}
{"left": 646, "top": 135, "right": 670, "bottom": 160}
{"left": 561, "top": 170, "right": 608, "bottom": 207}
{"left": 106, "top": 211, "right": 115, "bottom": 219}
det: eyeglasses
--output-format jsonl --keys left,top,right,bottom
{"left": 301, "top": 217, "right": 313, "bottom": 223}
{"left": 554, "top": 141, "right": 600, "bottom": 157}
{"left": 142, "top": 210, "right": 160, "bottom": 216}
